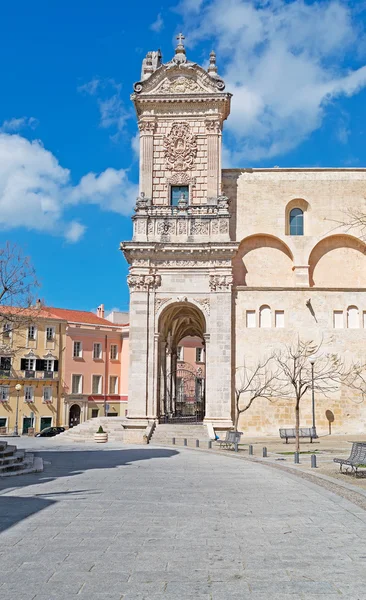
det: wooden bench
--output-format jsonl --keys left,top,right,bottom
{"left": 334, "top": 442, "right": 366, "bottom": 476}
{"left": 279, "top": 427, "right": 318, "bottom": 443}
{"left": 218, "top": 430, "right": 242, "bottom": 450}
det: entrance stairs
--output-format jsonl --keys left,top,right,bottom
{"left": 149, "top": 423, "right": 211, "bottom": 446}
{"left": 55, "top": 417, "right": 127, "bottom": 443}
{"left": 0, "top": 440, "right": 43, "bottom": 477}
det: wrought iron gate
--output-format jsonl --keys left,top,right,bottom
{"left": 160, "top": 366, "right": 205, "bottom": 423}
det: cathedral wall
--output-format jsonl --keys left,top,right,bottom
{"left": 235, "top": 288, "right": 366, "bottom": 435}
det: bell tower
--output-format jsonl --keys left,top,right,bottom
{"left": 121, "top": 35, "right": 238, "bottom": 440}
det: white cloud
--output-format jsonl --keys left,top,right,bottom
{"left": 0, "top": 133, "right": 137, "bottom": 242}
{"left": 78, "top": 78, "right": 130, "bottom": 139}
{"left": 150, "top": 13, "right": 164, "bottom": 33}
{"left": 131, "top": 132, "right": 140, "bottom": 159}
{"left": 179, "top": 0, "right": 366, "bottom": 161}
{"left": 1, "top": 116, "right": 38, "bottom": 133}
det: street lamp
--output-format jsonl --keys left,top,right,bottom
{"left": 14, "top": 383, "right": 22, "bottom": 437}
{"left": 309, "top": 357, "right": 316, "bottom": 432}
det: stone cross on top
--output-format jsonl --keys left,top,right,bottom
{"left": 176, "top": 32, "right": 185, "bottom": 47}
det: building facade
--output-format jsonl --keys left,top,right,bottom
{"left": 121, "top": 36, "right": 366, "bottom": 440}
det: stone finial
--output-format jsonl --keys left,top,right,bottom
{"left": 172, "top": 32, "right": 187, "bottom": 66}
{"left": 208, "top": 50, "right": 217, "bottom": 75}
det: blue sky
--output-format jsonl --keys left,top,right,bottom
{"left": 0, "top": 0, "right": 365, "bottom": 313}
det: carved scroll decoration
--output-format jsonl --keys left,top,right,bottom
{"left": 209, "top": 275, "right": 233, "bottom": 292}
{"left": 127, "top": 274, "right": 161, "bottom": 292}
{"left": 164, "top": 122, "right": 197, "bottom": 172}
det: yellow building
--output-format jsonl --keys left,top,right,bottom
{"left": 0, "top": 306, "right": 66, "bottom": 434}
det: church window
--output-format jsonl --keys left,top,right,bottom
{"left": 259, "top": 305, "right": 271, "bottom": 328}
{"left": 289, "top": 208, "right": 304, "bottom": 236}
{"left": 246, "top": 310, "right": 256, "bottom": 328}
{"left": 275, "top": 311, "right": 284, "bottom": 328}
{"left": 333, "top": 311, "right": 344, "bottom": 329}
{"left": 347, "top": 306, "right": 359, "bottom": 329}
{"left": 171, "top": 186, "right": 188, "bottom": 206}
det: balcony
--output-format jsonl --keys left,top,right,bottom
{"left": 0, "top": 369, "right": 11, "bottom": 378}
{"left": 0, "top": 369, "right": 59, "bottom": 381}
{"left": 43, "top": 371, "right": 54, "bottom": 380}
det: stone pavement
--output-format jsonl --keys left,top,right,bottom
{"left": 0, "top": 437, "right": 366, "bottom": 599}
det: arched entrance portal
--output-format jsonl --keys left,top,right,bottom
{"left": 69, "top": 404, "right": 81, "bottom": 428}
{"left": 158, "top": 302, "right": 206, "bottom": 423}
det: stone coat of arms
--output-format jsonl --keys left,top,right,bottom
{"left": 164, "top": 122, "right": 197, "bottom": 171}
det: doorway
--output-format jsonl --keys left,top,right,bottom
{"left": 40, "top": 417, "right": 52, "bottom": 432}
{"left": 22, "top": 417, "right": 32, "bottom": 434}
{"left": 69, "top": 404, "right": 81, "bottom": 428}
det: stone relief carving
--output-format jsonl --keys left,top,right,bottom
{"left": 168, "top": 172, "right": 192, "bottom": 185}
{"left": 138, "top": 120, "right": 156, "bottom": 133}
{"left": 147, "top": 220, "right": 154, "bottom": 235}
{"left": 205, "top": 120, "right": 221, "bottom": 133}
{"left": 209, "top": 274, "right": 233, "bottom": 291}
{"left": 177, "top": 220, "right": 187, "bottom": 235}
{"left": 127, "top": 274, "right": 161, "bottom": 292}
{"left": 164, "top": 122, "right": 197, "bottom": 171}
{"left": 157, "top": 220, "right": 175, "bottom": 235}
{"left": 194, "top": 297, "right": 210, "bottom": 315}
{"left": 191, "top": 220, "right": 209, "bottom": 235}
{"left": 135, "top": 220, "right": 146, "bottom": 234}
{"left": 158, "top": 76, "right": 202, "bottom": 94}
{"left": 155, "top": 297, "right": 170, "bottom": 313}
{"left": 211, "top": 220, "right": 219, "bottom": 234}
{"left": 219, "top": 220, "right": 229, "bottom": 234}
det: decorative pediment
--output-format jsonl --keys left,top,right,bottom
{"left": 134, "top": 65, "right": 224, "bottom": 96}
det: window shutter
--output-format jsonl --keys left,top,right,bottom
{"left": 54, "top": 360, "right": 59, "bottom": 372}
{"left": 36, "top": 359, "right": 43, "bottom": 371}
{"left": 20, "top": 358, "right": 26, "bottom": 370}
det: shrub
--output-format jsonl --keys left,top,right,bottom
{"left": 97, "top": 425, "right": 104, "bottom": 434}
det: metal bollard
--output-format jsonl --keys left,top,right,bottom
{"left": 172, "top": 437, "right": 175, "bottom": 445}
{"left": 234, "top": 441, "right": 238, "bottom": 453}
{"left": 184, "top": 438, "right": 187, "bottom": 447}
{"left": 208, "top": 440, "right": 212, "bottom": 449}
{"left": 263, "top": 447, "right": 267, "bottom": 458}
{"left": 249, "top": 445, "right": 253, "bottom": 456}
{"left": 196, "top": 439, "right": 199, "bottom": 448}
{"left": 294, "top": 452, "right": 300, "bottom": 464}
{"left": 311, "top": 454, "right": 317, "bottom": 468}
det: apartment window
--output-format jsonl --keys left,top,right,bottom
{"left": 196, "top": 347, "right": 204, "bottom": 363}
{"left": 176, "top": 346, "right": 183, "bottom": 361}
{"left": 333, "top": 311, "right": 344, "bottom": 329}
{"left": 25, "top": 386, "right": 34, "bottom": 402}
{"left": 93, "top": 343, "right": 102, "bottom": 359}
{"left": 347, "top": 305, "right": 359, "bottom": 329}
{"left": 91, "top": 409, "right": 99, "bottom": 418}
{"left": 0, "top": 356, "right": 11, "bottom": 371}
{"left": 2, "top": 323, "right": 11, "bottom": 338}
{"left": 21, "top": 358, "right": 35, "bottom": 371}
{"left": 246, "top": 310, "right": 256, "bottom": 328}
{"left": 28, "top": 326, "right": 36, "bottom": 340}
{"left": 43, "top": 387, "right": 52, "bottom": 403}
{"left": 171, "top": 185, "right": 189, "bottom": 206}
{"left": 92, "top": 375, "right": 102, "bottom": 394}
{"left": 72, "top": 374, "right": 82, "bottom": 394}
{"left": 289, "top": 208, "right": 304, "bottom": 236}
{"left": 0, "top": 386, "right": 9, "bottom": 402}
{"left": 43, "top": 359, "right": 54, "bottom": 372}
{"left": 73, "top": 341, "right": 82, "bottom": 358}
{"left": 259, "top": 305, "right": 271, "bottom": 328}
{"left": 46, "top": 327, "right": 55, "bottom": 341}
{"left": 0, "top": 418, "right": 7, "bottom": 427}
{"left": 275, "top": 311, "right": 285, "bottom": 328}
{"left": 110, "top": 344, "right": 118, "bottom": 360}
{"left": 109, "top": 376, "right": 118, "bottom": 394}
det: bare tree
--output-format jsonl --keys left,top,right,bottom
{"left": 274, "top": 338, "right": 362, "bottom": 451}
{"left": 235, "top": 354, "right": 283, "bottom": 431}
{"left": 0, "top": 242, "right": 39, "bottom": 340}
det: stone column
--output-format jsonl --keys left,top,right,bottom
{"left": 139, "top": 120, "right": 155, "bottom": 200}
{"left": 204, "top": 275, "right": 233, "bottom": 428}
{"left": 206, "top": 120, "right": 221, "bottom": 201}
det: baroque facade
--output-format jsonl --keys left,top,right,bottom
{"left": 121, "top": 35, "right": 366, "bottom": 440}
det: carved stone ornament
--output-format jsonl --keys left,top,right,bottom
{"left": 155, "top": 297, "right": 170, "bottom": 313}
{"left": 205, "top": 120, "right": 221, "bottom": 133}
{"left": 157, "top": 220, "right": 175, "bottom": 235}
{"left": 127, "top": 274, "right": 162, "bottom": 292}
{"left": 168, "top": 172, "right": 192, "bottom": 185}
{"left": 164, "top": 122, "right": 197, "bottom": 172}
{"left": 209, "top": 274, "right": 233, "bottom": 291}
{"left": 194, "top": 297, "right": 210, "bottom": 315}
{"left": 138, "top": 120, "right": 156, "bottom": 133}
{"left": 191, "top": 220, "right": 209, "bottom": 235}
{"left": 157, "top": 76, "right": 202, "bottom": 94}
{"left": 177, "top": 219, "right": 187, "bottom": 235}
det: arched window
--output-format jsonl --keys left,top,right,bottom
{"left": 289, "top": 208, "right": 304, "bottom": 235}
{"left": 259, "top": 305, "right": 271, "bottom": 328}
{"left": 347, "top": 305, "right": 359, "bottom": 329}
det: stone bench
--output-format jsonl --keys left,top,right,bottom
{"left": 279, "top": 427, "right": 318, "bottom": 443}
{"left": 334, "top": 442, "right": 366, "bottom": 476}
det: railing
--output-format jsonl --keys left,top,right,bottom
{"left": 0, "top": 370, "right": 58, "bottom": 381}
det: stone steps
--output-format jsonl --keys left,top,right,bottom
{"left": 55, "top": 417, "right": 127, "bottom": 442}
{"left": 0, "top": 442, "right": 43, "bottom": 477}
{"left": 150, "top": 423, "right": 211, "bottom": 445}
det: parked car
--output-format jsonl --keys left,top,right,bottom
{"left": 35, "top": 426, "right": 65, "bottom": 438}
